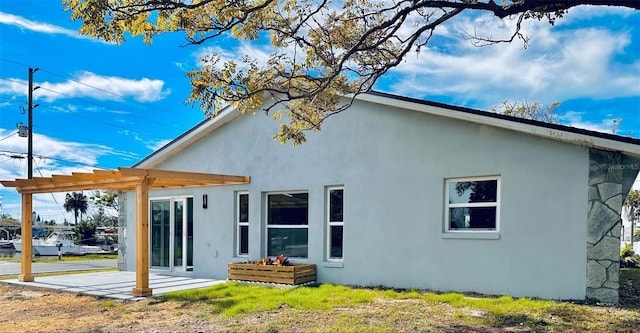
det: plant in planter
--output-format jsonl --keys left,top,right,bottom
{"left": 254, "top": 254, "right": 290, "bottom": 266}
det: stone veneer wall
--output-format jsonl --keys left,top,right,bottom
{"left": 587, "top": 149, "right": 624, "bottom": 304}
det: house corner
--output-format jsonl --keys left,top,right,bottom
{"left": 586, "top": 148, "right": 640, "bottom": 304}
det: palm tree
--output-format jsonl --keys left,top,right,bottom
{"left": 64, "top": 192, "right": 88, "bottom": 225}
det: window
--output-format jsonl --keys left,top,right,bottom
{"left": 327, "top": 187, "right": 344, "bottom": 260}
{"left": 150, "top": 197, "right": 193, "bottom": 271}
{"left": 236, "top": 192, "right": 249, "bottom": 256}
{"left": 267, "top": 192, "right": 308, "bottom": 258}
{"left": 445, "top": 177, "right": 500, "bottom": 232}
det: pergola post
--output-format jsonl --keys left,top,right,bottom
{"left": 132, "top": 177, "right": 152, "bottom": 297}
{"left": 19, "top": 193, "right": 34, "bottom": 282}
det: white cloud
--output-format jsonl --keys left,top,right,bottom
{"left": 188, "top": 8, "right": 639, "bottom": 111}
{"left": 560, "top": 111, "right": 620, "bottom": 134}
{"left": 116, "top": 129, "right": 172, "bottom": 153}
{"left": 195, "top": 42, "right": 275, "bottom": 70}
{"left": 384, "top": 10, "right": 640, "bottom": 106}
{"left": 0, "top": 71, "right": 170, "bottom": 102}
{"left": 0, "top": 11, "right": 99, "bottom": 42}
{"left": 558, "top": 6, "right": 638, "bottom": 25}
{"left": 146, "top": 138, "right": 172, "bottom": 152}
{"left": 0, "top": 129, "right": 117, "bottom": 178}
{"left": 0, "top": 12, "right": 76, "bottom": 36}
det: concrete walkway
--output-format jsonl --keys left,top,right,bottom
{"left": 1, "top": 271, "right": 226, "bottom": 300}
{"left": 0, "top": 259, "right": 118, "bottom": 275}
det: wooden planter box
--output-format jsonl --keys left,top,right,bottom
{"left": 228, "top": 262, "right": 316, "bottom": 285}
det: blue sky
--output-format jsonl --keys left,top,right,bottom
{"left": 0, "top": 1, "right": 638, "bottom": 222}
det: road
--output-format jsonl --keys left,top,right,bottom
{"left": 0, "top": 259, "right": 117, "bottom": 276}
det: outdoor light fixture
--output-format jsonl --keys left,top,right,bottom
{"left": 202, "top": 194, "right": 208, "bottom": 209}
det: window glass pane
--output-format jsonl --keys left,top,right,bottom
{"left": 151, "top": 200, "right": 170, "bottom": 267}
{"left": 449, "top": 207, "right": 496, "bottom": 230}
{"left": 267, "top": 228, "right": 308, "bottom": 258}
{"left": 239, "top": 193, "right": 249, "bottom": 223}
{"left": 187, "top": 198, "right": 193, "bottom": 267}
{"left": 268, "top": 193, "right": 308, "bottom": 225}
{"left": 173, "top": 201, "right": 183, "bottom": 267}
{"left": 239, "top": 225, "right": 249, "bottom": 255}
{"left": 330, "top": 225, "right": 343, "bottom": 258}
{"left": 329, "top": 189, "right": 343, "bottom": 222}
{"left": 449, "top": 180, "right": 497, "bottom": 204}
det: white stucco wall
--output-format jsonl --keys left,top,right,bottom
{"left": 124, "top": 99, "right": 589, "bottom": 300}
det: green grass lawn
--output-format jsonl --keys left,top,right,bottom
{"left": 160, "top": 276, "right": 640, "bottom": 332}
{"left": 1, "top": 256, "right": 638, "bottom": 331}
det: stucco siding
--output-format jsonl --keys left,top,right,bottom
{"left": 125, "top": 98, "right": 589, "bottom": 300}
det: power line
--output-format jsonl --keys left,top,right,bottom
{"left": 0, "top": 131, "right": 17, "bottom": 142}
{"left": 0, "top": 150, "right": 111, "bottom": 171}
{"left": 35, "top": 103, "right": 170, "bottom": 141}
{"left": 0, "top": 81, "right": 179, "bottom": 142}
{"left": 0, "top": 58, "right": 199, "bottom": 168}
{"left": 1, "top": 64, "right": 189, "bottom": 136}
{"left": 1, "top": 58, "right": 187, "bottom": 118}
{"left": 0, "top": 58, "right": 34, "bottom": 69}
{"left": 34, "top": 159, "right": 59, "bottom": 216}
{"left": 29, "top": 124, "right": 138, "bottom": 160}
{"left": 0, "top": 58, "right": 199, "bottom": 129}
{"left": 0, "top": 77, "right": 26, "bottom": 85}
{"left": 37, "top": 67, "right": 186, "bottom": 118}
{"left": 34, "top": 86, "right": 183, "bottom": 132}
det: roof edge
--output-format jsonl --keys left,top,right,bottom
{"left": 359, "top": 91, "right": 640, "bottom": 157}
{"left": 134, "top": 91, "right": 640, "bottom": 168}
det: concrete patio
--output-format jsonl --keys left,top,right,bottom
{"left": 1, "top": 271, "right": 226, "bottom": 300}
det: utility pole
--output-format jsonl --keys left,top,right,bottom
{"left": 27, "top": 67, "right": 39, "bottom": 179}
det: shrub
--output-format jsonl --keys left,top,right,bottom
{"left": 621, "top": 243, "right": 640, "bottom": 268}
{"left": 72, "top": 221, "right": 97, "bottom": 245}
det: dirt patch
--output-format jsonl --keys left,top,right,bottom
{"left": 1, "top": 283, "right": 639, "bottom": 332}
{"left": 0, "top": 284, "right": 194, "bottom": 332}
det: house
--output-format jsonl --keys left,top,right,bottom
{"left": 119, "top": 91, "right": 640, "bottom": 304}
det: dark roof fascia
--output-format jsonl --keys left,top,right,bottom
{"left": 367, "top": 90, "right": 640, "bottom": 146}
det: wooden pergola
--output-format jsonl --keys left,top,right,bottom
{"left": 0, "top": 167, "right": 250, "bottom": 296}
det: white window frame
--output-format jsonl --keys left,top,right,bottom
{"left": 444, "top": 176, "right": 500, "bottom": 236}
{"left": 265, "top": 191, "right": 309, "bottom": 259}
{"left": 326, "top": 186, "right": 344, "bottom": 261}
{"left": 236, "top": 191, "right": 249, "bottom": 257}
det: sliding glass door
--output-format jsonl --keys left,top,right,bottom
{"left": 151, "top": 197, "right": 193, "bottom": 272}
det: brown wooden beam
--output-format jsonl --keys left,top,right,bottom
{"left": 119, "top": 167, "right": 251, "bottom": 184}
{"left": 1, "top": 168, "right": 251, "bottom": 194}
{"left": 19, "top": 193, "right": 34, "bottom": 282}
{"left": 132, "top": 177, "right": 152, "bottom": 297}
{"left": 5, "top": 180, "right": 141, "bottom": 194}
